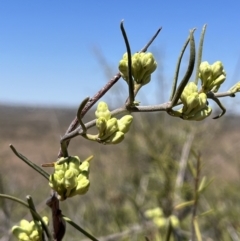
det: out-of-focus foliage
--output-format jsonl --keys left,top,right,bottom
{"left": 1, "top": 105, "right": 239, "bottom": 240}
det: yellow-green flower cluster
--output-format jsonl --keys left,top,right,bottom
{"left": 173, "top": 82, "right": 212, "bottom": 121}
{"left": 12, "top": 217, "right": 48, "bottom": 241}
{"left": 144, "top": 207, "right": 179, "bottom": 229}
{"left": 95, "top": 102, "right": 133, "bottom": 144}
{"left": 119, "top": 52, "right": 157, "bottom": 85}
{"left": 199, "top": 61, "right": 226, "bottom": 93}
{"left": 49, "top": 156, "right": 91, "bottom": 201}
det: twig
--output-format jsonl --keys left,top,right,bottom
{"left": 175, "top": 133, "right": 195, "bottom": 191}
{"left": 207, "top": 91, "right": 226, "bottom": 119}
{"left": 191, "top": 153, "right": 201, "bottom": 241}
{"left": 9, "top": 144, "right": 49, "bottom": 180}
{"left": 63, "top": 216, "right": 99, "bottom": 241}
{"left": 120, "top": 20, "right": 134, "bottom": 106}
{"left": 194, "top": 25, "right": 207, "bottom": 85}
{"left": 169, "top": 29, "right": 196, "bottom": 108}
{"left": 170, "top": 36, "right": 190, "bottom": 101}
{"left": 140, "top": 27, "right": 162, "bottom": 53}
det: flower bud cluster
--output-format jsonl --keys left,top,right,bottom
{"left": 229, "top": 81, "right": 240, "bottom": 94}
{"left": 173, "top": 82, "right": 212, "bottom": 121}
{"left": 199, "top": 61, "right": 226, "bottom": 93}
{"left": 49, "top": 156, "right": 90, "bottom": 200}
{"left": 119, "top": 52, "right": 157, "bottom": 85}
{"left": 144, "top": 207, "right": 179, "bottom": 229}
{"left": 95, "top": 102, "right": 133, "bottom": 144}
{"left": 11, "top": 217, "right": 48, "bottom": 241}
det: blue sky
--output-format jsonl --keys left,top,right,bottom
{"left": 1, "top": 1, "right": 240, "bottom": 108}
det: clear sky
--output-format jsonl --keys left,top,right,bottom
{"left": 1, "top": 1, "right": 240, "bottom": 108}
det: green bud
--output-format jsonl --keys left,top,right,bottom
{"left": 183, "top": 106, "right": 212, "bottom": 121}
{"left": 199, "top": 61, "right": 212, "bottom": 86}
{"left": 211, "top": 61, "right": 224, "bottom": 79}
{"left": 64, "top": 169, "right": 78, "bottom": 197}
{"left": 119, "top": 59, "right": 128, "bottom": 80}
{"left": 182, "top": 92, "right": 200, "bottom": 115}
{"left": 103, "top": 131, "right": 125, "bottom": 144}
{"left": 69, "top": 173, "right": 90, "bottom": 196}
{"left": 211, "top": 74, "right": 226, "bottom": 92}
{"left": 119, "top": 52, "right": 157, "bottom": 85}
{"left": 100, "top": 118, "right": 118, "bottom": 140}
{"left": 153, "top": 217, "right": 167, "bottom": 228}
{"left": 49, "top": 156, "right": 91, "bottom": 200}
{"left": 96, "top": 117, "right": 107, "bottom": 138}
{"left": 229, "top": 81, "right": 240, "bottom": 94}
{"left": 199, "top": 61, "right": 226, "bottom": 92}
{"left": 181, "top": 82, "right": 198, "bottom": 104}
{"left": 176, "top": 82, "right": 211, "bottom": 121}
{"left": 29, "top": 230, "right": 40, "bottom": 241}
{"left": 95, "top": 101, "right": 111, "bottom": 120}
{"left": 12, "top": 217, "right": 49, "bottom": 241}
{"left": 132, "top": 53, "right": 157, "bottom": 85}
{"left": 18, "top": 233, "right": 30, "bottom": 241}
{"left": 117, "top": 115, "right": 133, "bottom": 134}
{"left": 170, "top": 215, "right": 180, "bottom": 228}
{"left": 144, "top": 207, "right": 164, "bottom": 218}
{"left": 79, "top": 159, "right": 90, "bottom": 173}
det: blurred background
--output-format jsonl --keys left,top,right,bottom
{"left": 1, "top": 1, "right": 240, "bottom": 240}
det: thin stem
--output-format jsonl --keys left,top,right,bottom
{"left": 9, "top": 144, "right": 49, "bottom": 180}
{"left": 0, "top": 194, "right": 52, "bottom": 240}
{"left": 63, "top": 215, "right": 99, "bottom": 241}
{"left": 27, "top": 195, "right": 39, "bottom": 222}
{"left": 207, "top": 91, "right": 226, "bottom": 119}
{"left": 169, "top": 29, "right": 196, "bottom": 108}
{"left": 191, "top": 153, "right": 201, "bottom": 241}
{"left": 140, "top": 27, "right": 162, "bottom": 53}
{"left": 26, "top": 195, "right": 45, "bottom": 241}
{"left": 165, "top": 219, "right": 173, "bottom": 241}
{"left": 194, "top": 25, "right": 207, "bottom": 85}
{"left": 77, "top": 97, "right": 89, "bottom": 134}
{"left": 170, "top": 37, "right": 190, "bottom": 101}
{"left": 60, "top": 85, "right": 239, "bottom": 144}
{"left": 120, "top": 20, "right": 134, "bottom": 106}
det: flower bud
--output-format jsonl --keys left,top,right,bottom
{"left": 153, "top": 217, "right": 167, "bottom": 228}
{"left": 12, "top": 217, "right": 48, "bottom": 241}
{"left": 182, "top": 92, "right": 199, "bottom": 115}
{"left": 119, "top": 52, "right": 157, "bottom": 85}
{"left": 49, "top": 156, "right": 91, "bottom": 200}
{"left": 103, "top": 131, "right": 125, "bottom": 144}
{"left": 117, "top": 115, "right": 133, "bottom": 134}
{"left": 96, "top": 117, "right": 107, "bottom": 138}
{"left": 211, "top": 61, "right": 224, "bottom": 79}
{"left": 95, "top": 102, "right": 111, "bottom": 120}
{"left": 229, "top": 81, "right": 240, "bottom": 94}
{"left": 144, "top": 207, "right": 164, "bottom": 218}
{"left": 100, "top": 118, "right": 118, "bottom": 140}
{"left": 170, "top": 215, "right": 180, "bottom": 228}
{"left": 181, "top": 82, "right": 198, "bottom": 104}
{"left": 199, "top": 61, "right": 212, "bottom": 86}
{"left": 176, "top": 82, "right": 211, "bottom": 121}
{"left": 184, "top": 106, "right": 212, "bottom": 121}
{"left": 199, "top": 61, "right": 226, "bottom": 92}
